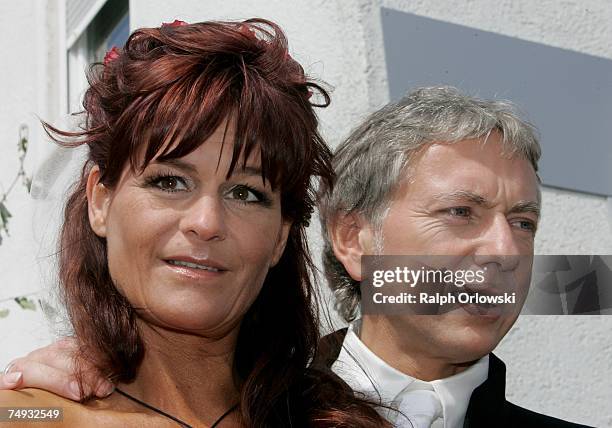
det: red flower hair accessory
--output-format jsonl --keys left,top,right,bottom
{"left": 103, "top": 46, "right": 120, "bottom": 65}
{"left": 239, "top": 24, "right": 258, "bottom": 39}
{"left": 161, "top": 19, "right": 187, "bottom": 27}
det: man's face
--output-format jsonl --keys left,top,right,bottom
{"left": 359, "top": 133, "right": 540, "bottom": 363}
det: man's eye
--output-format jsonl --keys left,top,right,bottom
{"left": 512, "top": 219, "right": 537, "bottom": 233}
{"left": 448, "top": 207, "right": 471, "bottom": 217}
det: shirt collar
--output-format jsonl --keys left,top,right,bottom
{"left": 331, "top": 320, "right": 489, "bottom": 428}
{"left": 430, "top": 355, "right": 489, "bottom": 428}
{"left": 332, "top": 321, "right": 414, "bottom": 404}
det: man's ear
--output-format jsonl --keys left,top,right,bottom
{"left": 86, "top": 165, "right": 112, "bottom": 238}
{"left": 328, "top": 213, "right": 375, "bottom": 282}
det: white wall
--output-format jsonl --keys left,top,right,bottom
{"left": 0, "top": 1, "right": 610, "bottom": 426}
{"left": 0, "top": 1, "right": 61, "bottom": 367}
{"left": 499, "top": 187, "right": 612, "bottom": 427}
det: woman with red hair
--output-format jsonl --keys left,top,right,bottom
{"left": 0, "top": 19, "right": 389, "bottom": 427}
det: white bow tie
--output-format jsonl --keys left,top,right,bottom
{"left": 396, "top": 388, "right": 443, "bottom": 428}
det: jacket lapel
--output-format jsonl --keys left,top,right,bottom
{"left": 314, "top": 328, "right": 348, "bottom": 368}
{"left": 463, "top": 353, "right": 506, "bottom": 427}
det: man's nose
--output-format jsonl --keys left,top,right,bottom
{"left": 473, "top": 214, "right": 520, "bottom": 271}
{"left": 179, "top": 195, "right": 226, "bottom": 241}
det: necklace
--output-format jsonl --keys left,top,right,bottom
{"left": 115, "top": 387, "right": 238, "bottom": 428}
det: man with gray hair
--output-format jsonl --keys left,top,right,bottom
{"left": 317, "top": 86, "right": 589, "bottom": 427}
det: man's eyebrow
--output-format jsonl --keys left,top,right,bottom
{"left": 432, "top": 190, "right": 491, "bottom": 207}
{"left": 509, "top": 200, "right": 540, "bottom": 218}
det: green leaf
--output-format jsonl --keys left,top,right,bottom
{"left": 18, "top": 136, "right": 28, "bottom": 154}
{"left": 23, "top": 176, "right": 32, "bottom": 193}
{"left": 0, "top": 308, "right": 9, "bottom": 318}
{"left": 0, "top": 201, "right": 11, "bottom": 231}
{"left": 15, "top": 297, "right": 37, "bottom": 311}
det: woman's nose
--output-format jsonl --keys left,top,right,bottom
{"left": 179, "top": 195, "right": 226, "bottom": 241}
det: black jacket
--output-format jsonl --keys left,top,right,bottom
{"left": 316, "top": 329, "right": 593, "bottom": 428}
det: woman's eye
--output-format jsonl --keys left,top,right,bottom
{"left": 150, "top": 175, "right": 188, "bottom": 192}
{"left": 227, "top": 185, "right": 262, "bottom": 203}
{"left": 448, "top": 207, "right": 471, "bottom": 217}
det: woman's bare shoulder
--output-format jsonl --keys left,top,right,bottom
{"left": 0, "top": 389, "right": 156, "bottom": 427}
{"left": 0, "top": 388, "right": 88, "bottom": 426}
{"left": 0, "top": 387, "right": 70, "bottom": 403}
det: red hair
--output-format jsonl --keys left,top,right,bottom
{"left": 45, "top": 19, "right": 390, "bottom": 427}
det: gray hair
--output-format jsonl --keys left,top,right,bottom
{"left": 319, "top": 86, "right": 541, "bottom": 322}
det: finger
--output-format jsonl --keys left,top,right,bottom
{"left": 23, "top": 338, "right": 112, "bottom": 397}
{"left": 0, "top": 371, "right": 24, "bottom": 389}
{"left": 13, "top": 358, "right": 114, "bottom": 400}
{"left": 2, "top": 339, "right": 114, "bottom": 399}
{"left": 1, "top": 359, "right": 84, "bottom": 400}
{"left": 24, "top": 338, "right": 80, "bottom": 373}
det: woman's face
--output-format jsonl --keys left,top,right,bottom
{"left": 86, "top": 122, "right": 291, "bottom": 337}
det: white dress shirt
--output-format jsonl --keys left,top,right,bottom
{"left": 331, "top": 321, "right": 489, "bottom": 428}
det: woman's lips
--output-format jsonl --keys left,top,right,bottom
{"left": 162, "top": 256, "right": 228, "bottom": 281}
{"left": 164, "top": 255, "right": 228, "bottom": 271}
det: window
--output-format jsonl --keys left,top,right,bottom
{"left": 66, "top": 0, "right": 129, "bottom": 113}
